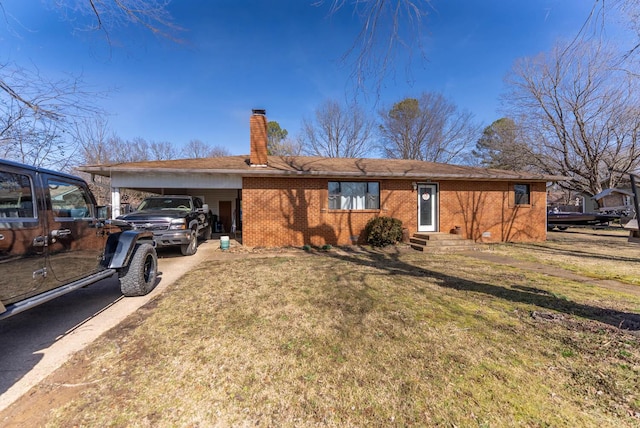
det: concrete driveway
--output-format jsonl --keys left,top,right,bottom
{"left": 0, "top": 239, "right": 221, "bottom": 412}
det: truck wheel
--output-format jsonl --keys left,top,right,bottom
{"left": 202, "top": 224, "right": 212, "bottom": 241}
{"left": 180, "top": 229, "right": 198, "bottom": 256}
{"left": 120, "top": 243, "right": 158, "bottom": 296}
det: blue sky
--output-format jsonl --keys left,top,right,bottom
{"left": 1, "top": 0, "right": 602, "bottom": 156}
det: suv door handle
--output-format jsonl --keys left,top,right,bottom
{"left": 51, "top": 229, "right": 72, "bottom": 238}
{"left": 33, "top": 236, "right": 47, "bottom": 247}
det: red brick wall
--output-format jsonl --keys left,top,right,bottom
{"left": 249, "top": 113, "right": 268, "bottom": 166}
{"left": 438, "top": 181, "right": 547, "bottom": 243}
{"left": 242, "top": 177, "right": 547, "bottom": 247}
{"left": 598, "top": 193, "right": 626, "bottom": 209}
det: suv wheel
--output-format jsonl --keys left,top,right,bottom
{"left": 120, "top": 243, "right": 158, "bottom": 296}
{"left": 180, "top": 229, "right": 198, "bottom": 256}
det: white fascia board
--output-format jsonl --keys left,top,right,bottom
{"left": 110, "top": 171, "right": 242, "bottom": 189}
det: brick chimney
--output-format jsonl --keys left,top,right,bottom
{"left": 250, "top": 109, "right": 268, "bottom": 167}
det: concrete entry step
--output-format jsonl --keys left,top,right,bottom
{"left": 410, "top": 232, "right": 476, "bottom": 252}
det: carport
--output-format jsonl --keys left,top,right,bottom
{"left": 84, "top": 164, "right": 244, "bottom": 236}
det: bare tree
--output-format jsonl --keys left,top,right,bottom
{"left": 578, "top": 0, "right": 640, "bottom": 60}
{"left": 73, "top": 118, "right": 185, "bottom": 203}
{"left": 0, "top": 1, "right": 181, "bottom": 117}
{"left": 504, "top": 40, "right": 640, "bottom": 196}
{"left": 273, "top": 137, "right": 303, "bottom": 156}
{"left": 74, "top": 118, "right": 182, "bottom": 165}
{"left": 53, "top": 0, "right": 182, "bottom": 41}
{"left": 0, "top": 1, "right": 179, "bottom": 170}
{"left": 321, "top": 0, "right": 433, "bottom": 94}
{"left": 378, "top": 92, "right": 479, "bottom": 163}
{"left": 209, "top": 145, "right": 232, "bottom": 157}
{"left": 181, "top": 139, "right": 212, "bottom": 158}
{"left": 71, "top": 117, "right": 114, "bottom": 202}
{"left": 149, "top": 140, "right": 179, "bottom": 160}
{"left": 180, "top": 139, "right": 231, "bottom": 158}
{"left": 300, "top": 99, "right": 374, "bottom": 158}
{"left": 0, "top": 63, "right": 103, "bottom": 169}
{"left": 73, "top": 117, "right": 113, "bottom": 165}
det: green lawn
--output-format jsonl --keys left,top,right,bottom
{"left": 32, "top": 235, "right": 640, "bottom": 427}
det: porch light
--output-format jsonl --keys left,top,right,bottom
{"left": 412, "top": 182, "right": 417, "bottom": 191}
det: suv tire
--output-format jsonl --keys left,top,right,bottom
{"left": 120, "top": 243, "right": 158, "bottom": 296}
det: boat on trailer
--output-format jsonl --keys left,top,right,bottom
{"left": 547, "top": 211, "right": 620, "bottom": 230}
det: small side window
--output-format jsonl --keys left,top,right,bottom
{"left": 0, "top": 170, "right": 35, "bottom": 219}
{"left": 514, "top": 183, "right": 530, "bottom": 205}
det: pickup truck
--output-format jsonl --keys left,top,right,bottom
{"left": 117, "top": 195, "right": 212, "bottom": 256}
{"left": 0, "top": 159, "right": 158, "bottom": 321}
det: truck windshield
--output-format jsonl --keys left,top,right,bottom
{"left": 138, "top": 198, "right": 191, "bottom": 211}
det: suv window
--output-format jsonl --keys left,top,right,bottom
{"left": 49, "top": 180, "right": 92, "bottom": 219}
{"left": 0, "top": 171, "right": 35, "bottom": 219}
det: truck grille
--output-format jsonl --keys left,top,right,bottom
{"left": 128, "top": 220, "right": 170, "bottom": 231}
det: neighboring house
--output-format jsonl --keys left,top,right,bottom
{"left": 592, "top": 188, "right": 635, "bottom": 213}
{"left": 79, "top": 110, "right": 565, "bottom": 247}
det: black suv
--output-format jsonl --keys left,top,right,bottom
{"left": 0, "top": 159, "right": 159, "bottom": 320}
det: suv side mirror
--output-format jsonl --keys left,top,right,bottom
{"left": 201, "top": 203, "right": 209, "bottom": 213}
{"left": 97, "top": 206, "right": 110, "bottom": 219}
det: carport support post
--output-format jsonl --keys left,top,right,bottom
{"left": 111, "top": 187, "right": 121, "bottom": 219}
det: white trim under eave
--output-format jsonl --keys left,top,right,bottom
{"left": 111, "top": 171, "right": 243, "bottom": 189}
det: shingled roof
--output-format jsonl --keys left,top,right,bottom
{"left": 79, "top": 155, "right": 565, "bottom": 182}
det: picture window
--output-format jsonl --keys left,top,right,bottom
{"left": 328, "top": 181, "right": 379, "bottom": 210}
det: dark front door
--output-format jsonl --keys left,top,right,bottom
{"left": 219, "top": 201, "right": 232, "bottom": 234}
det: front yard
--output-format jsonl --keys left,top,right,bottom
{"left": 4, "top": 229, "right": 640, "bottom": 427}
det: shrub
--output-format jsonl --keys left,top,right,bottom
{"left": 365, "top": 216, "right": 403, "bottom": 247}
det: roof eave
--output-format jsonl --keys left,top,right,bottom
{"left": 78, "top": 165, "right": 566, "bottom": 182}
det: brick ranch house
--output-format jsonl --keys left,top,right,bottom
{"left": 79, "top": 110, "right": 564, "bottom": 247}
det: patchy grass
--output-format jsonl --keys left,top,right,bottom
{"left": 28, "top": 240, "right": 640, "bottom": 427}
{"left": 490, "top": 228, "right": 640, "bottom": 286}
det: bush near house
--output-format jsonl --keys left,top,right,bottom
{"left": 365, "top": 216, "right": 403, "bottom": 247}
